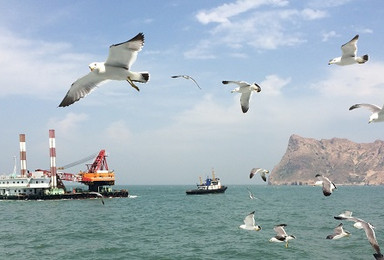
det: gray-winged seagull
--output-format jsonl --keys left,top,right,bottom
{"left": 59, "top": 33, "right": 150, "bottom": 107}
{"left": 326, "top": 223, "right": 350, "bottom": 240}
{"left": 222, "top": 80, "right": 261, "bottom": 113}
{"left": 269, "top": 224, "right": 296, "bottom": 248}
{"left": 328, "top": 35, "right": 368, "bottom": 66}
{"left": 239, "top": 211, "right": 261, "bottom": 231}
{"left": 335, "top": 211, "right": 383, "bottom": 260}
{"left": 349, "top": 103, "right": 384, "bottom": 123}
{"left": 250, "top": 168, "right": 269, "bottom": 182}
{"left": 315, "top": 174, "right": 337, "bottom": 196}
{"left": 171, "top": 75, "right": 201, "bottom": 89}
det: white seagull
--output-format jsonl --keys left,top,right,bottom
{"left": 335, "top": 211, "right": 383, "bottom": 260}
{"left": 328, "top": 34, "right": 368, "bottom": 66}
{"left": 171, "top": 75, "right": 201, "bottom": 89}
{"left": 59, "top": 33, "right": 150, "bottom": 107}
{"left": 315, "top": 174, "right": 337, "bottom": 196}
{"left": 249, "top": 168, "right": 269, "bottom": 182}
{"left": 246, "top": 187, "right": 256, "bottom": 200}
{"left": 269, "top": 224, "right": 296, "bottom": 248}
{"left": 349, "top": 103, "right": 384, "bottom": 123}
{"left": 239, "top": 211, "right": 261, "bottom": 231}
{"left": 222, "top": 80, "right": 261, "bottom": 113}
{"left": 326, "top": 223, "right": 351, "bottom": 240}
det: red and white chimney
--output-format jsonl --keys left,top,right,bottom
{"left": 49, "top": 129, "right": 57, "bottom": 188}
{"left": 19, "top": 134, "right": 27, "bottom": 177}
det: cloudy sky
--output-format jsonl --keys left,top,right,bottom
{"left": 0, "top": 0, "right": 383, "bottom": 185}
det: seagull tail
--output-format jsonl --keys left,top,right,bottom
{"left": 373, "top": 253, "right": 384, "bottom": 260}
{"left": 357, "top": 55, "right": 369, "bottom": 64}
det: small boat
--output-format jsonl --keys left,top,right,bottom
{"left": 186, "top": 169, "right": 227, "bottom": 195}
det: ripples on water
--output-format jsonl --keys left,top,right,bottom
{"left": 0, "top": 185, "right": 383, "bottom": 260}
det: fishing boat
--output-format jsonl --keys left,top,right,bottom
{"left": 186, "top": 169, "right": 227, "bottom": 195}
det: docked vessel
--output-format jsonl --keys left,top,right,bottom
{"left": 186, "top": 169, "right": 227, "bottom": 195}
{"left": 0, "top": 130, "right": 128, "bottom": 201}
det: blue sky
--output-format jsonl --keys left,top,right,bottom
{"left": 0, "top": 0, "right": 383, "bottom": 185}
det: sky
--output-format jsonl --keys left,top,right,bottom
{"left": 0, "top": 0, "right": 384, "bottom": 185}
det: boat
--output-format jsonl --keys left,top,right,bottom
{"left": 0, "top": 130, "right": 128, "bottom": 201}
{"left": 186, "top": 169, "right": 227, "bottom": 195}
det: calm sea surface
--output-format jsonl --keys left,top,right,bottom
{"left": 1, "top": 185, "right": 383, "bottom": 260}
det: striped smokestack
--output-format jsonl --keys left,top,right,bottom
{"left": 19, "top": 134, "right": 27, "bottom": 177}
{"left": 49, "top": 129, "right": 57, "bottom": 188}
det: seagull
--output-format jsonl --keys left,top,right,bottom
{"left": 269, "top": 224, "right": 296, "bottom": 248}
{"left": 349, "top": 103, "right": 384, "bottom": 123}
{"left": 222, "top": 80, "right": 261, "bottom": 113}
{"left": 239, "top": 211, "right": 261, "bottom": 231}
{"left": 246, "top": 187, "right": 256, "bottom": 200}
{"left": 326, "top": 223, "right": 351, "bottom": 240}
{"left": 315, "top": 174, "right": 337, "bottom": 196}
{"left": 335, "top": 211, "right": 383, "bottom": 260}
{"left": 171, "top": 75, "right": 201, "bottom": 89}
{"left": 328, "top": 34, "right": 368, "bottom": 66}
{"left": 249, "top": 168, "right": 269, "bottom": 182}
{"left": 59, "top": 33, "right": 150, "bottom": 107}
{"left": 89, "top": 191, "right": 105, "bottom": 205}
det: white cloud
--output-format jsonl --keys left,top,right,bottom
{"left": 47, "top": 112, "right": 88, "bottom": 135}
{"left": 260, "top": 74, "right": 291, "bottom": 95}
{"left": 196, "top": 0, "right": 288, "bottom": 24}
{"left": 0, "top": 28, "right": 92, "bottom": 98}
{"left": 188, "top": 0, "right": 334, "bottom": 58}
{"left": 322, "top": 30, "right": 338, "bottom": 42}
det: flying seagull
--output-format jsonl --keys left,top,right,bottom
{"left": 326, "top": 223, "right": 351, "bottom": 240}
{"left": 59, "top": 33, "right": 150, "bottom": 107}
{"left": 222, "top": 80, "right": 261, "bottom": 113}
{"left": 89, "top": 191, "right": 105, "bottom": 205}
{"left": 315, "top": 174, "right": 337, "bottom": 196}
{"left": 269, "top": 224, "right": 296, "bottom": 248}
{"left": 349, "top": 103, "right": 384, "bottom": 123}
{"left": 246, "top": 187, "right": 256, "bottom": 200}
{"left": 335, "top": 211, "right": 383, "bottom": 260}
{"left": 171, "top": 75, "right": 201, "bottom": 89}
{"left": 239, "top": 211, "right": 261, "bottom": 231}
{"left": 249, "top": 168, "right": 269, "bottom": 182}
{"left": 328, "top": 34, "right": 368, "bottom": 66}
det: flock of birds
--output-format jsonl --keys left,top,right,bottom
{"left": 57, "top": 32, "right": 382, "bottom": 258}
{"left": 243, "top": 166, "right": 383, "bottom": 259}
{"left": 57, "top": 32, "right": 383, "bottom": 124}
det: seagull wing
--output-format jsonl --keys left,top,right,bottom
{"left": 240, "top": 91, "right": 252, "bottom": 113}
{"left": 260, "top": 171, "right": 267, "bottom": 182}
{"left": 222, "top": 80, "right": 249, "bottom": 87}
{"left": 172, "top": 75, "right": 201, "bottom": 89}
{"left": 59, "top": 72, "right": 105, "bottom": 107}
{"left": 250, "top": 168, "right": 260, "bottom": 179}
{"left": 274, "top": 224, "right": 288, "bottom": 237}
{"left": 361, "top": 222, "right": 381, "bottom": 255}
{"left": 243, "top": 212, "right": 255, "bottom": 228}
{"left": 349, "top": 103, "right": 382, "bottom": 113}
{"left": 105, "top": 33, "right": 144, "bottom": 69}
{"left": 341, "top": 35, "right": 358, "bottom": 59}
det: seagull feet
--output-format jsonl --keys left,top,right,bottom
{"left": 127, "top": 77, "right": 140, "bottom": 92}
{"left": 285, "top": 242, "right": 289, "bottom": 248}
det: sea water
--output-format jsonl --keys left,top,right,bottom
{"left": 0, "top": 185, "right": 383, "bottom": 260}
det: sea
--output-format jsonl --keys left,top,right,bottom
{"left": 1, "top": 185, "right": 383, "bottom": 260}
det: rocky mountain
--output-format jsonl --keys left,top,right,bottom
{"left": 269, "top": 134, "right": 384, "bottom": 185}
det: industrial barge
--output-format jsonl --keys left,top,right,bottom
{"left": 186, "top": 169, "right": 227, "bottom": 195}
{"left": 0, "top": 130, "right": 128, "bottom": 200}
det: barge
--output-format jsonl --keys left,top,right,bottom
{"left": 0, "top": 130, "right": 128, "bottom": 201}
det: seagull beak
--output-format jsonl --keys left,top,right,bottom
{"left": 89, "top": 66, "right": 93, "bottom": 72}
